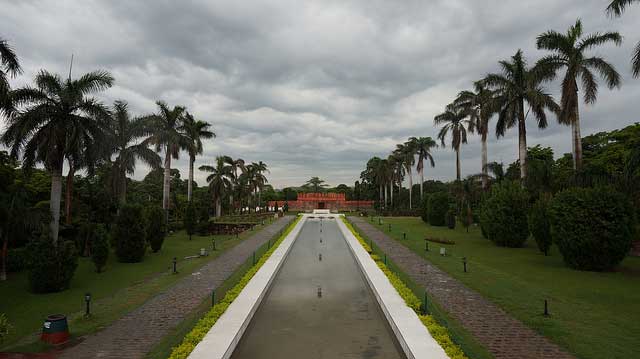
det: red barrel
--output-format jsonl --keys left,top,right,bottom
{"left": 41, "top": 314, "right": 70, "bottom": 344}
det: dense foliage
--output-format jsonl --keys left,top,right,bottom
{"left": 420, "top": 196, "right": 429, "bottom": 223}
{"left": 446, "top": 209, "right": 456, "bottom": 229}
{"left": 480, "top": 182, "right": 530, "bottom": 247}
{"left": 184, "top": 203, "right": 197, "bottom": 240}
{"left": 114, "top": 204, "right": 147, "bottom": 262}
{"left": 428, "top": 192, "right": 449, "bottom": 226}
{"left": 26, "top": 233, "right": 78, "bottom": 293}
{"left": 146, "top": 206, "right": 166, "bottom": 252}
{"left": 91, "top": 224, "right": 109, "bottom": 272}
{"left": 549, "top": 187, "right": 636, "bottom": 271}
{"left": 529, "top": 195, "right": 552, "bottom": 255}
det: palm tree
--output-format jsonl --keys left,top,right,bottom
{"left": 180, "top": 112, "right": 215, "bottom": 202}
{"left": 453, "top": 83, "right": 498, "bottom": 188}
{"left": 144, "top": 101, "right": 189, "bottom": 217}
{"left": 394, "top": 141, "right": 416, "bottom": 209}
{"left": 410, "top": 136, "right": 437, "bottom": 199}
{"left": 0, "top": 38, "right": 21, "bottom": 116}
{"left": 252, "top": 161, "right": 269, "bottom": 211}
{"left": 536, "top": 19, "right": 622, "bottom": 170}
{"left": 388, "top": 153, "right": 402, "bottom": 208}
{"left": 109, "top": 100, "right": 161, "bottom": 203}
{"left": 224, "top": 157, "right": 245, "bottom": 213}
{"left": 200, "top": 156, "right": 232, "bottom": 217}
{"left": 482, "top": 50, "right": 559, "bottom": 181}
{"left": 485, "top": 161, "right": 506, "bottom": 184}
{"left": 1, "top": 70, "right": 113, "bottom": 244}
{"left": 607, "top": 0, "right": 640, "bottom": 77}
{"left": 434, "top": 105, "right": 472, "bottom": 181}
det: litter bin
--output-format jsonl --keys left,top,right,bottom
{"left": 41, "top": 314, "right": 70, "bottom": 344}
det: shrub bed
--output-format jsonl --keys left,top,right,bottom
{"left": 146, "top": 206, "right": 167, "bottom": 252}
{"left": 114, "top": 204, "right": 147, "bottom": 263}
{"left": 479, "top": 181, "right": 529, "bottom": 247}
{"left": 529, "top": 195, "right": 552, "bottom": 256}
{"left": 26, "top": 233, "right": 78, "bottom": 293}
{"left": 549, "top": 187, "right": 636, "bottom": 271}
{"left": 428, "top": 192, "right": 450, "bottom": 226}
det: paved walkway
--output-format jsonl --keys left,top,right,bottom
{"left": 58, "top": 216, "right": 294, "bottom": 359}
{"left": 350, "top": 217, "right": 574, "bottom": 359}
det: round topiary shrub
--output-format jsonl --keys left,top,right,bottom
{"left": 549, "top": 187, "right": 635, "bottom": 271}
{"left": 146, "top": 206, "right": 166, "bottom": 252}
{"left": 113, "top": 204, "right": 147, "bottom": 263}
{"left": 529, "top": 195, "right": 552, "bottom": 256}
{"left": 428, "top": 192, "right": 449, "bottom": 226}
{"left": 91, "top": 224, "right": 109, "bottom": 273}
{"left": 479, "top": 181, "right": 529, "bottom": 247}
{"left": 26, "top": 232, "right": 78, "bottom": 293}
{"left": 446, "top": 209, "right": 456, "bottom": 229}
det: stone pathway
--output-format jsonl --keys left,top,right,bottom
{"left": 349, "top": 217, "right": 574, "bottom": 359}
{"left": 57, "top": 216, "right": 294, "bottom": 359}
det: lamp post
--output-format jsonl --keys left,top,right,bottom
{"left": 172, "top": 257, "right": 177, "bottom": 274}
{"left": 463, "top": 257, "right": 467, "bottom": 273}
{"left": 84, "top": 293, "right": 92, "bottom": 318}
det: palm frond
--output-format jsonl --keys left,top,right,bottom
{"left": 606, "top": 0, "right": 639, "bottom": 17}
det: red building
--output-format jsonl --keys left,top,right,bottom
{"left": 270, "top": 192, "right": 373, "bottom": 212}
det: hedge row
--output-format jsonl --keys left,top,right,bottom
{"left": 168, "top": 216, "right": 302, "bottom": 359}
{"left": 342, "top": 218, "right": 468, "bottom": 359}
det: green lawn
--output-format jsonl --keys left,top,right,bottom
{"left": 0, "top": 223, "right": 271, "bottom": 352}
{"left": 363, "top": 216, "right": 640, "bottom": 359}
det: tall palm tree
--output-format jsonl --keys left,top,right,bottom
{"left": 453, "top": 83, "right": 498, "bottom": 188}
{"left": 144, "top": 101, "right": 189, "bottom": 217}
{"left": 1, "top": 70, "right": 113, "bottom": 244}
{"left": 252, "top": 161, "right": 269, "bottom": 211}
{"left": 109, "top": 100, "right": 161, "bottom": 203}
{"left": 410, "top": 136, "right": 437, "bottom": 199}
{"left": 482, "top": 50, "right": 559, "bottom": 181}
{"left": 200, "top": 156, "right": 232, "bottom": 217}
{"left": 180, "top": 112, "right": 215, "bottom": 202}
{"left": 394, "top": 141, "right": 416, "bottom": 209}
{"left": 434, "top": 105, "right": 472, "bottom": 181}
{"left": 224, "top": 157, "right": 245, "bottom": 213}
{"left": 0, "top": 38, "right": 21, "bottom": 116}
{"left": 373, "top": 158, "right": 389, "bottom": 209}
{"left": 388, "top": 153, "right": 402, "bottom": 208}
{"left": 536, "top": 19, "right": 622, "bottom": 170}
{"left": 607, "top": 0, "right": 640, "bottom": 77}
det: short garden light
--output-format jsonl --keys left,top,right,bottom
{"left": 544, "top": 299, "right": 550, "bottom": 317}
{"left": 403, "top": 232, "right": 406, "bottom": 240}
{"left": 388, "top": 223, "right": 391, "bottom": 232}
{"left": 172, "top": 257, "right": 178, "bottom": 274}
{"left": 211, "top": 238, "right": 217, "bottom": 251}
{"left": 84, "top": 292, "right": 92, "bottom": 318}
{"left": 424, "top": 239, "right": 429, "bottom": 252}
{"left": 463, "top": 257, "right": 467, "bottom": 273}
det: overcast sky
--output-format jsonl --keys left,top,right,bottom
{"left": 2, "top": 0, "right": 639, "bottom": 188}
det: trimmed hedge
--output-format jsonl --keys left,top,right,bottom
{"left": 92, "top": 224, "right": 110, "bottom": 273}
{"left": 479, "top": 182, "right": 529, "bottom": 247}
{"left": 146, "top": 206, "right": 166, "bottom": 252}
{"left": 428, "top": 192, "right": 449, "bottom": 226}
{"left": 26, "top": 233, "right": 78, "bottom": 293}
{"left": 529, "top": 195, "right": 552, "bottom": 256}
{"left": 549, "top": 187, "right": 635, "bottom": 271}
{"left": 114, "top": 204, "right": 147, "bottom": 263}
{"left": 168, "top": 216, "right": 302, "bottom": 359}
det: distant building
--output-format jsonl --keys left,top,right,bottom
{"left": 270, "top": 192, "right": 373, "bottom": 212}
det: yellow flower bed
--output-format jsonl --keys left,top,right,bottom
{"left": 342, "top": 217, "right": 468, "bottom": 359}
{"left": 168, "top": 216, "right": 302, "bottom": 359}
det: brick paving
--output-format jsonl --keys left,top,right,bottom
{"left": 57, "top": 216, "right": 294, "bottom": 359}
{"left": 350, "top": 217, "right": 575, "bottom": 359}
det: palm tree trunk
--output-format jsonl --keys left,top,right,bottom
{"left": 407, "top": 167, "right": 413, "bottom": 209}
{"left": 188, "top": 155, "right": 194, "bottom": 202}
{"left": 65, "top": 164, "right": 75, "bottom": 225}
{"left": 162, "top": 148, "right": 171, "bottom": 212}
{"left": 419, "top": 159, "right": 424, "bottom": 200}
{"left": 481, "top": 132, "right": 488, "bottom": 189}
{"left": 50, "top": 167, "right": 63, "bottom": 245}
{"left": 216, "top": 198, "right": 222, "bottom": 218}
{"left": 390, "top": 182, "right": 393, "bottom": 207}
{"left": 573, "top": 104, "right": 583, "bottom": 171}
{"left": 455, "top": 148, "right": 461, "bottom": 181}
{"left": 518, "top": 101, "right": 527, "bottom": 181}
{"left": 379, "top": 184, "right": 383, "bottom": 209}
{"left": 384, "top": 183, "right": 388, "bottom": 209}
{"left": 119, "top": 174, "right": 127, "bottom": 204}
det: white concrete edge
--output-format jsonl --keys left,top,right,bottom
{"left": 336, "top": 218, "right": 450, "bottom": 359}
{"left": 188, "top": 216, "right": 306, "bottom": 359}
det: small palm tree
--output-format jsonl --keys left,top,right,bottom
{"left": 410, "top": 137, "right": 436, "bottom": 200}
{"left": 109, "top": 100, "right": 161, "bottom": 203}
{"left": 453, "top": 83, "right": 498, "bottom": 188}
{"left": 607, "top": 0, "right": 640, "bottom": 77}
{"left": 434, "top": 105, "right": 472, "bottom": 181}
{"left": 482, "top": 50, "right": 559, "bottom": 181}
{"left": 394, "top": 141, "right": 416, "bottom": 209}
{"left": 1, "top": 70, "right": 113, "bottom": 243}
{"left": 144, "top": 101, "right": 190, "bottom": 217}
{"left": 536, "top": 19, "right": 622, "bottom": 170}
{"left": 0, "top": 38, "right": 21, "bottom": 116}
{"left": 200, "top": 156, "right": 232, "bottom": 217}
{"left": 180, "top": 112, "right": 215, "bottom": 202}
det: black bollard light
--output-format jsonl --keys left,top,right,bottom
{"left": 463, "top": 257, "right": 467, "bottom": 273}
{"left": 424, "top": 239, "right": 429, "bottom": 252}
{"left": 84, "top": 292, "right": 92, "bottom": 318}
{"left": 252, "top": 251, "right": 256, "bottom": 266}
{"left": 423, "top": 291, "right": 429, "bottom": 315}
{"left": 172, "top": 257, "right": 178, "bottom": 274}
{"left": 388, "top": 223, "right": 391, "bottom": 232}
{"left": 403, "top": 232, "right": 406, "bottom": 240}
{"left": 384, "top": 254, "right": 387, "bottom": 265}
{"left": 211, "top": 238, "right": 217, "bottom": 251}
{"left": 544, "top": 299, "right": 550, "bottom": 317}
{"left": 319, "top": 253, "right": 322, "bottom": 261}
{"left": 212, "top": 290, "right": 216, "bottom": 307}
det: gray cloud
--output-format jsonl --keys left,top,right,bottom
{"left": 1, "top": 0, "right": 639, "bottom": 187}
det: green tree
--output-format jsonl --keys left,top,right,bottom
{"left": 434, "top": 104, "right": 472, "bottom": 181}
{"left": 411, "top": 137, "right": 437, "bottom": 200}
{"left": 607, "top": 0, "right": 640, "bottom": 77}
{"left": 180, "top": 112, "right": 215, "bottom": 202}
{"left": 1, "top": 69, "right": 113, "bottom": 244}
{"left": 145, "top": 206, "right": 166, "bottom": 251}
{"left": 200, "top": 156, "right": 232, "bottom": 217}
{"left": 113, "top": 203, "right": 147, "bottom": 262}
{"left": 394, "top": 141, "right": 416, "bottom": 209}
{"left": 0, "top": 37, "right": 21, "bottom": 116}
{"left": 109, "top": 101, "right": 161, "bottom": 204}
{"left": 184, "top": 202, "right": 197, "bottom": 241}
{"left": 483, "top": 50, "right": 559, "bottom": 181}
{"left": 480, "top": 181, "right": 530, "bottom": 247}
{"left": 304, "top": 176, "right": 328, "bottom": 193}
{"left": 91, "top": 224, "right": 109, "bottom": 272}
{"left": 529, "top": 194, "right": 552, "bottom": 256}
{"left": 536, "top": 19, "right": 622, "bottom": 170}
